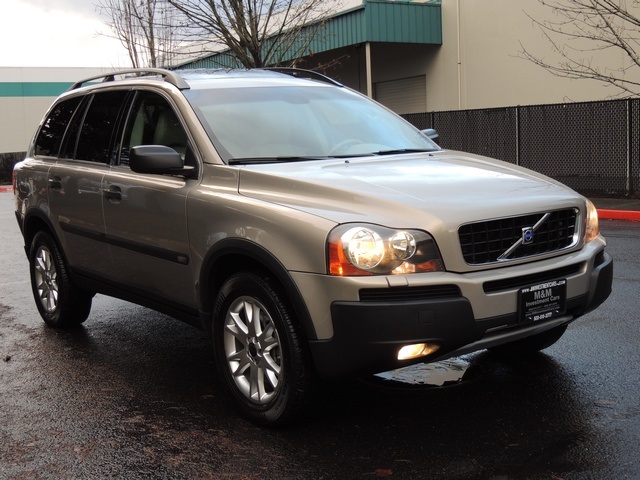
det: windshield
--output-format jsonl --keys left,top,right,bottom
{"left": 185, "top": 84, "right": 439, "bottom": 163}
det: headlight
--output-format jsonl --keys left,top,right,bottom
{"left": 585, "top": 199, "right": 599, "bottom": 243}
{"left": 328, "top": 224, "right": 444, "bottom": 276}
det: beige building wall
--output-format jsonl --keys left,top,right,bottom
{"left": 428, "top": 0, "right": 640, "bottom": 111}
{"left": 315, "top": 1, "right": 639, "bottom": 113}
{"left": 1, "top": 67, "right": 111, "bottom": 154}
{"left": 1, "top": 96, "right": 51, "bottom": 153}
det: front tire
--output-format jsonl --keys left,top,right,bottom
{"left": 212, "top": 272, "right": 313, "bottom": 427}
{"left": 29, "top": 231, "right": 92, "bottom": 328}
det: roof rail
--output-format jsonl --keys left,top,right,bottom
{"left": 67, "top": 68, "right": 190, "bottom": 91}
{"left": 261, "top": 67, "right": 343, "bottom": 87}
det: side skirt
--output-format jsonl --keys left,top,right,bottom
{"left": 70, "top": 268, "right": 205, "bottom": 330}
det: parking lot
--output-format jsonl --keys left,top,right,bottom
{"left": 1, "top": 189, "right": 639, "bottom": 479}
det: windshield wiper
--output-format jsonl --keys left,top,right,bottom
{"left": 373, "top": 148, "right": 436, "bottom": 155}
{"left": 228, "top": 156, "right": 330, "bottom": 165}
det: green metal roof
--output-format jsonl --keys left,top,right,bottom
{"left": 178, "top": 0, "right": 442, "bottom": 69}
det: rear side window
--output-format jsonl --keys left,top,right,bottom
{"left": 64, "top": 90, "right": 128, "bottom": 164}
{"left": 34, "top": 96, "right": 82, "bottom": 157}
{"left": 76, "top": 90, "right": 129, "bottom": 163}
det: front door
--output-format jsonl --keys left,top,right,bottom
{"left": 102, "top": 90, "right": 198, "bottom": 310}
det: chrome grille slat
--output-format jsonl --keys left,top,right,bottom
{"left": 459, "top": 209, "right": 579, "bottom": 265}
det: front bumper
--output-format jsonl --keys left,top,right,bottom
{"left": 309, "top": 251, "right": 613, "bottom": 379}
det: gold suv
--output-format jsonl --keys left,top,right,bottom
{"left": 14, "top": 68, "right": 613, "bottom": 426}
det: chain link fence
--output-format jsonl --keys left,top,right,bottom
{"left": 404, "top": 98, "right": 640, "bottom": 198}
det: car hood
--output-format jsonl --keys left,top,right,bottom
{"left": 237, "top": 150, "right": 585, "bottom": 229}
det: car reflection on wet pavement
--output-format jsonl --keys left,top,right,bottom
{"left": 372, "top": 358, "right": 472, "bottom": 387}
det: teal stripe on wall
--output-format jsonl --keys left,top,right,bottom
{"left": 0, "top": 82, "right": 72, "bottom": 97}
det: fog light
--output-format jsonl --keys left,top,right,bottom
{"left": 397, "top": 343, "right": 440, "bottom": 361}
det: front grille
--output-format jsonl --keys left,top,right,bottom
{"left": 459, "top": 209, "right": 579, "bottom": 265}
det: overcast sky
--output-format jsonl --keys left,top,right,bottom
{"left": 1, "top": 0, "right": 131, "bottom": 68}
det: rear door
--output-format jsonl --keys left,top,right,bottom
{"left": 102, "top": 89, "right": 199, "bottom": 310}
{"left": 48, "top": 90, "right": 129, "bottom": 277}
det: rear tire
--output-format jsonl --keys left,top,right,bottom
{"left": 488, "top": 324, "right": 568, "bottom": 358}
{"left": 212, "top": 272, "right": 313, "bottom": 427}
{"left": 29, "top": 231, "right": 92, "bottom": 328}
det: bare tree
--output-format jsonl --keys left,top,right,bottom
{"left": 520, "top": 0, "right": 640, "bottom": 97}
{"left": 166, "top": 0, "right": 341, "bottom": 68}
{"left": 96, "top": 0, "right": 180, "bottom": 68}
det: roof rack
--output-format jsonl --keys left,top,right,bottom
{"left": 261, "top": 67, "right": 343, "bottom": 87}
{"left": 67, "top": 68, "right": 190, "bottom": 91}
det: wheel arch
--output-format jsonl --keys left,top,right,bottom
{"left": 22, "top": 209, "right": 60, "bottom": 257}
{"left": 199, "top": 238, "right": 318, "bottom": 341}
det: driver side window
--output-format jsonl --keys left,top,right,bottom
{"left": 120, "top": 91, "right": 195, "bottom": 167}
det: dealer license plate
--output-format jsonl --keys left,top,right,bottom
{"left": 519, "top": 279, "right": 567, "bottom": 323}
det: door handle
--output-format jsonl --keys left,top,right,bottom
{"left": 103, "top": 186, "right": 122, "bottom": 201}
{"left": 48, "top": 177, "right": 62, "bottom": 190}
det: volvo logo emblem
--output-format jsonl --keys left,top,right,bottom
{"left": 522, "top": 227, "right": 534, "bottom": 245}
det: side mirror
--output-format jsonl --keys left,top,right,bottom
{"left": 129, "top": 145, "right": 195, "bottom": 177}
{"left": 421, "top": 128, "right": 439, "bottom": 145}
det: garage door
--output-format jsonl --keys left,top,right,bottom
{"left": 374, "top": 75, "right": 426, "bottom": 114}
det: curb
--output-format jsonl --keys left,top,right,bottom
{"left": 597, "top": 209, "right": 640, "bottom": 221}
{"left": 0, "top": 186, "right": 11, "bottom": 193}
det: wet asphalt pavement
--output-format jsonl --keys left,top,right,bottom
{"left": 1, "top": 189, "right": 639, "bottom": 479}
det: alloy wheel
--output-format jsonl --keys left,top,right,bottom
{"left": 223, "top": 296, "right": 283, "bottom": 405}
{"left": 33, "top": 245, "right": 58, "bottom": 313}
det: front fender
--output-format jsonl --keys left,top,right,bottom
{"left": 198, "top": 238, "right": 317, "bottom": 340}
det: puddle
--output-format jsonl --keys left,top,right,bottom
{"left": 371, "top": 357, "right": 472, "bottom": 387}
